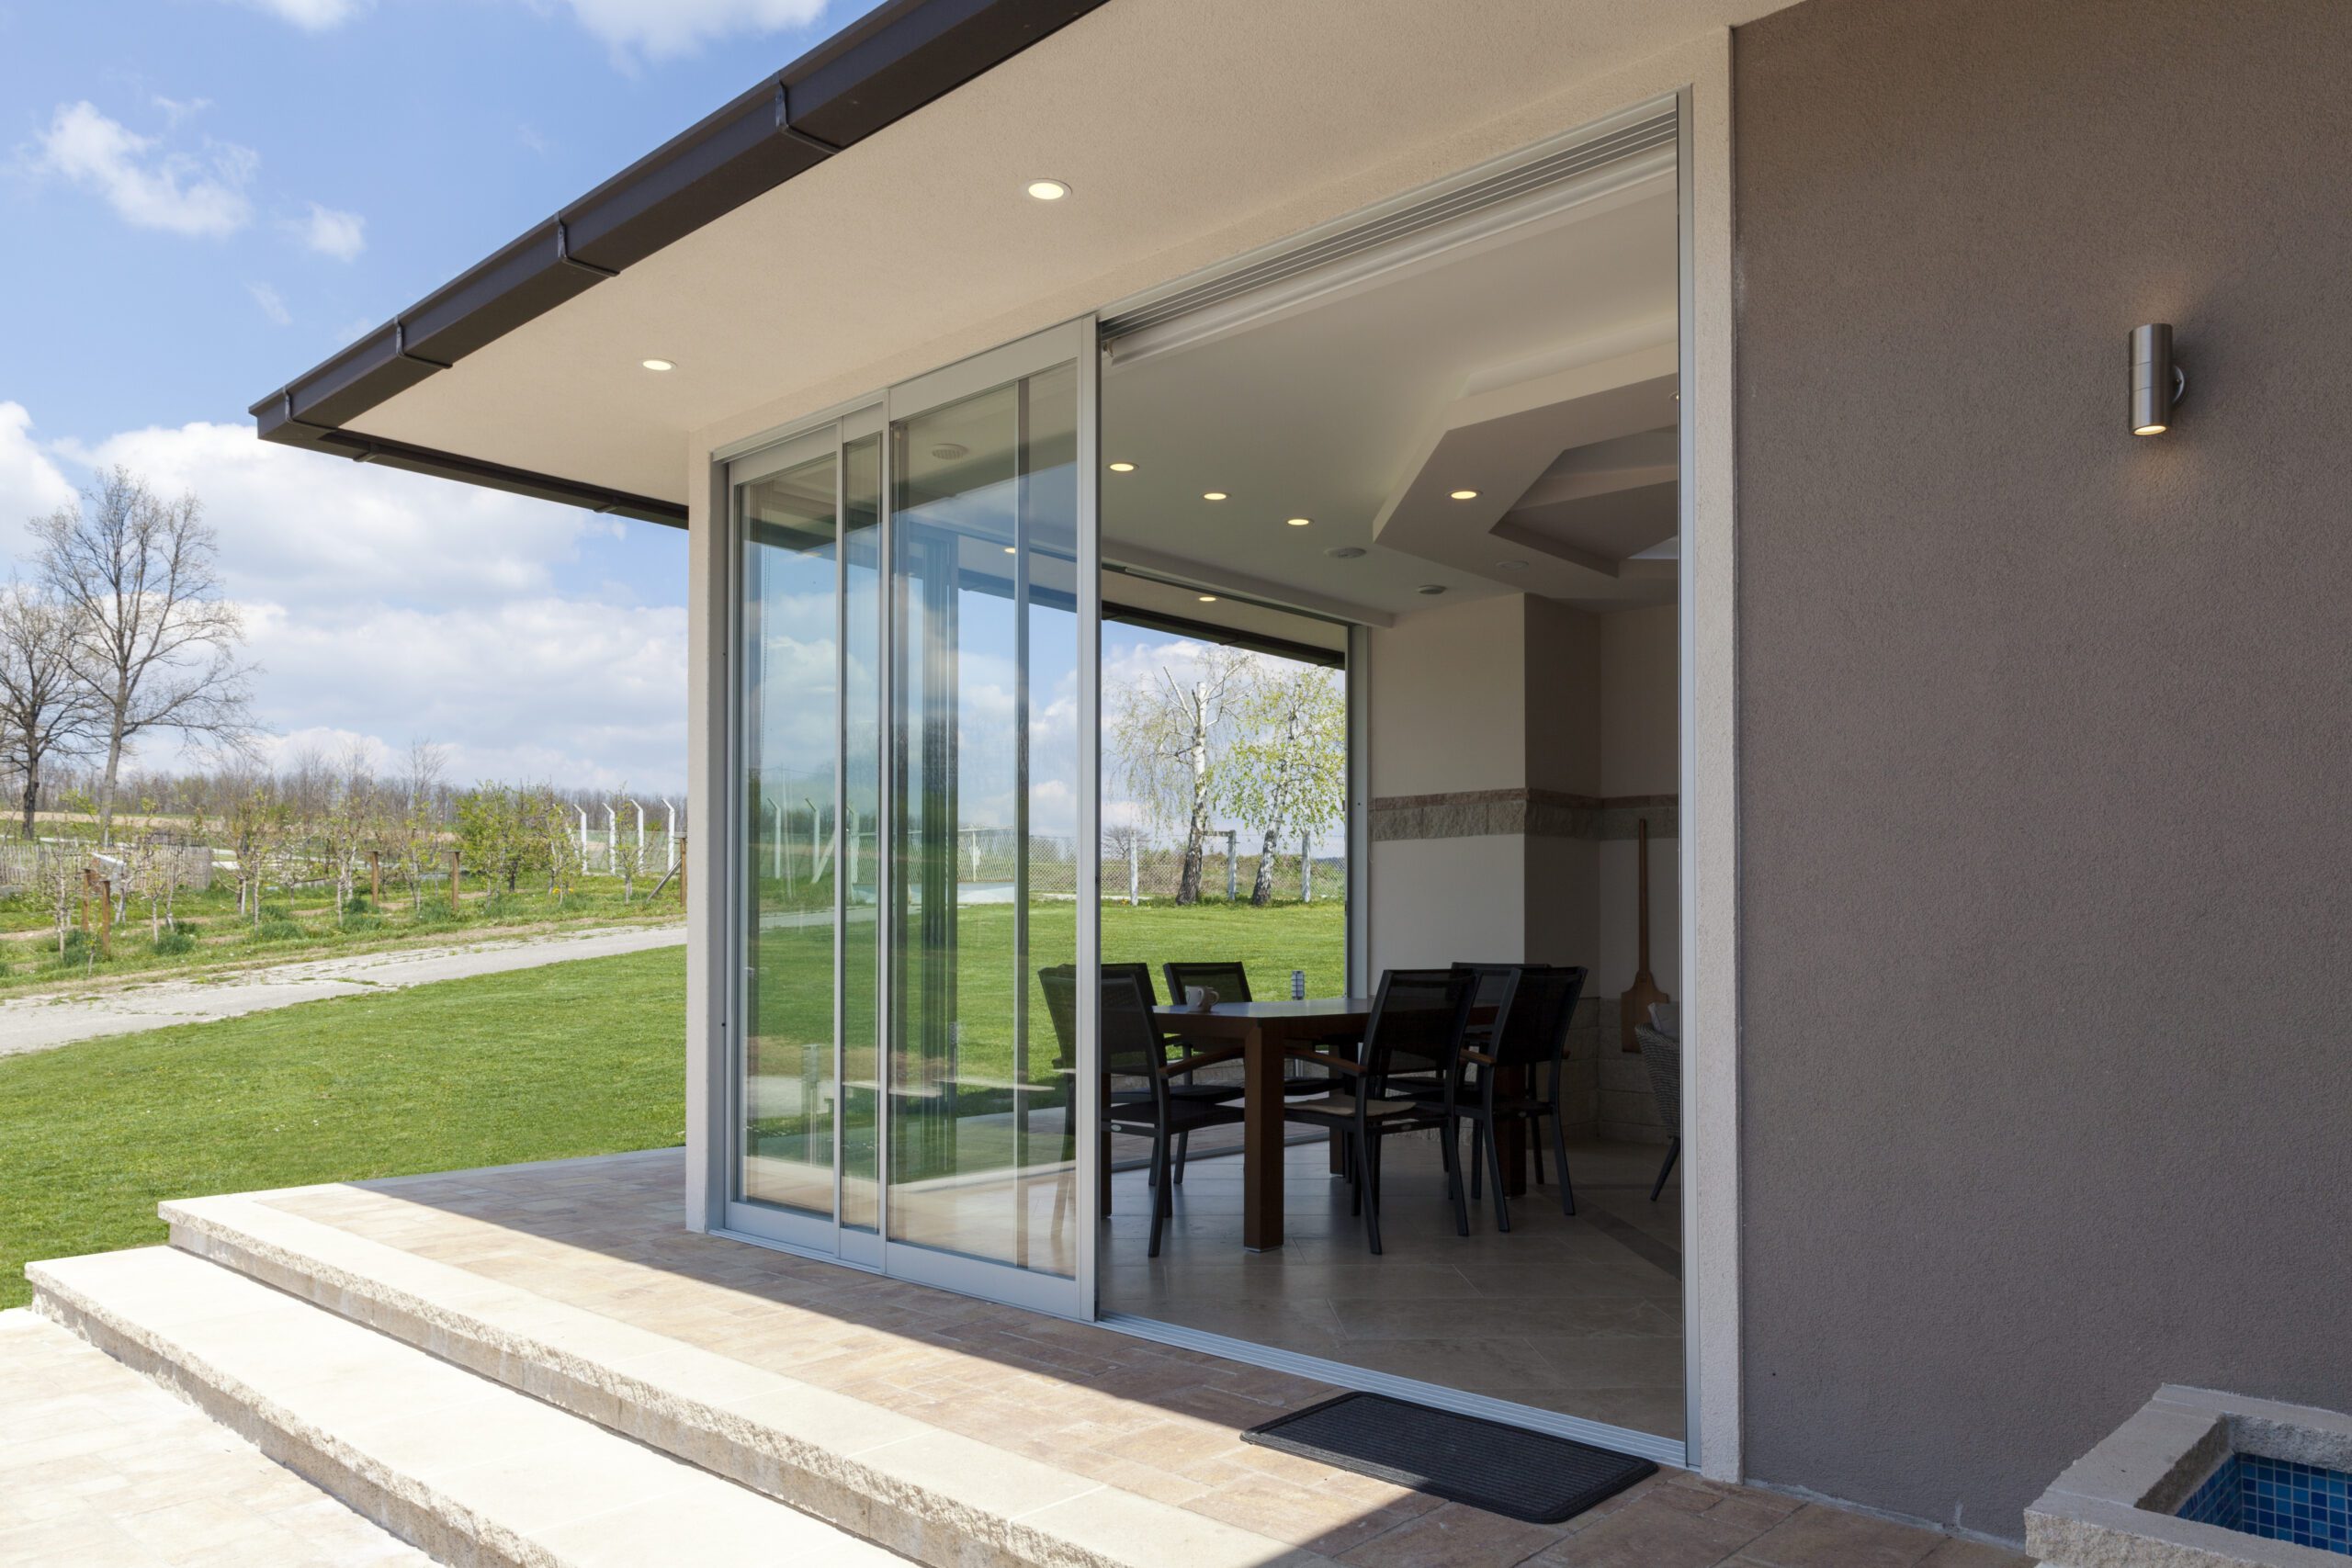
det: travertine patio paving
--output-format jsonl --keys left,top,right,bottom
{"left": 243, "top": 1148, "right": 2033, "bottom": 1567}
{"left": 0, "top": 1308, "right": 427, "bottom": 1567}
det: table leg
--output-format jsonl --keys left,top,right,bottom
{"left": 1241, "top": 1025, "right": 1284, "bottom": 1251}
{"left": 1498, "top": 1066, "right": 1530, "bottom": 1197}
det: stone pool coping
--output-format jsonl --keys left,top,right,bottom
{"left": 2027, "top": 1384, "right": 2352, "bottom": 1567}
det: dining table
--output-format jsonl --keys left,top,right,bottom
{"left": 1149, "top": 997, "right": 1373, "bottom": 1251}
{"left": 1149, "top": 992, "right": 1525, "bottom": 1251}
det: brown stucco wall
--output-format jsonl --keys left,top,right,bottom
{"left": 1732, "top": 0, "right": 2352, "bottom": 1539}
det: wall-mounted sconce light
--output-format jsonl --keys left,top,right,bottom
{"left": 2131, "top": 323, "right": 2186, "bottom": 435}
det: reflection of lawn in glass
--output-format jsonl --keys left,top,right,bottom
{"left": 748, "top": 896, "right": 1347, "bottom": 1089}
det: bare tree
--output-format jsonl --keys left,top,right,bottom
{"left": 28, "top": 467, "right": 256, "bottom": 844}
{"left": 396, "top": 739, "right": 449, "bottom": 913}
{"left": 1109, "top": 645, "right": 1250, "bottom": 905}
{"left": 0, "top": 581, "right": 104, "bottom": 839}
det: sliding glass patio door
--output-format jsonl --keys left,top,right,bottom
{"left": 724, "top": 322, "right": 1098, "bottom": 1316}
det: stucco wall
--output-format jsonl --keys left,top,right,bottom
{"left": 1734, "top": 0, "right": 2352, "bottom": 1538}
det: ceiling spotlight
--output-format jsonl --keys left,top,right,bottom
{"left": 1418, "top": 584, "right": 1449, "bottom": 596}
{"left": 1107, "top": 461, "right": 1136, "bottom": 472}
{"left": 640, "top": 358, "right": 675, "bottom": 372}
{"left": 1197, "top": 594, "right": 1218, "bottom": 603}
{"left": 1284, "top": 517, "right": 1312, "bottom": 527}
{"left": 1202, "top": 491, "right": 1228, "bottom": 502}
{"left": 1026, "top": 179, "right": 1069, "bottom": 201}
{"left": 1325, "top": 546, "right": 1366, "bottom": 560}
{"left": 932, "top": 442, "right": 969, "bottom": 461}
{"left": 1494, "top": 559, "right": 1528, "bottom": 571}
{"left": 1448, "top": 489, "right": 1478, "bottom": 501}
{"left": 1002, "top": 546, "right": 1017, "bottom": 555}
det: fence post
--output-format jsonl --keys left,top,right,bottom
{"left": 677, "top": 835, "right": 686, "bottom": 903}
{"left": 1128, "top": 837, "right": 1139, "bottom": 906}
{"left": 97, "top": 876, "right": 112, "bottom": 957}
{"left": 79, "top": 868, "right": 92, "bottom": 944}
{"left": 1300, "top": 832, "right": 1312, "bottom": 903}
{"left": 368, "top": 850, "right": 381, "bottom": 904}
{"left": 1225, "top": 829, "right": 1238, "bottom": 902}
{"left": 447, "top": 849, "right": 461, "bottom": 913}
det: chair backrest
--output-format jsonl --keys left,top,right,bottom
{"left": 1039, "top": 965, "right": 1174, "bottom": 1084}
{"left": 1163, "top": 960, "right": 1251, "bottom": 1005}
{"left": 1362, "top": 968, "right": 1475, "bottom": 1097}
{"left": 1491, "top": 964, "right": 1589, "bottom": 1071}
{"left": 1102, "top": 961, "right": 1160, "bottom": 1008}
{"left": 1450, "top": 962, "right": 1521, "bottom": 1051}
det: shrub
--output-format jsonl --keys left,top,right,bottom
{"left": 152, "top": 928, "right": 197, "bottom": 957}
{"left": 341, "top": 914, "right": 383, "bottom": 935}
{"left": 343, "top": 893, "right": 375, "bottom": 916}
{"left": 412, "top": 901, "right": 458, "bottom": 926}
{"left": 252, "top": 919, "right": 306, "bottom": 942}
{"left": 50, "top": 928, "right": 96, "bottom": 966}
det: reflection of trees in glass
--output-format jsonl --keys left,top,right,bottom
{"left": 1225, "top": 664, "right": 1345, "bottom": 907}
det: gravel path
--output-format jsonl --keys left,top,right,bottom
{"left": 0, "top": 923, "right": 686, "bottom": 1060}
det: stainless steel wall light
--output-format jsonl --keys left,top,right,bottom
{"left": 2131, "top": 324, "right": 2186, "bottom": 435}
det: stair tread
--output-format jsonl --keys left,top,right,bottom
{"left": 28, "top": 1248, "right": 905, "bottom": 1567}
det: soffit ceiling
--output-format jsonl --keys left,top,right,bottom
{"left": 348, "top": 0, "right": 1787, "bottom": 503}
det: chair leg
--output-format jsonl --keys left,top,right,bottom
{"left": 1446, "top": 1119, "right": 1472, "bottom": 1237}
{"left": 1486, "top": 1119, "right": 1513, "bottom": 1234}
{"left": 1649, "top": 1135, "right": 1680, "bottom": 1201}
{"left": 1359, "top": 1131, "right": 1383, "bottom": 1255}
{"left": 1547, "top": 1108, "right": 1576, "bottom": 1217}
{"left": 1148, "top": 1132, "right": 1172, "bottom": 1258}
{"left": 1469, "top": 1124, "right": 1483, "bottom": 1201}
{"left": 1530, "top": 1118, "right": 1545, "bottom": 1187}
{"left": 1174, "top": 1130, "right": 1189, "bottom": 1186}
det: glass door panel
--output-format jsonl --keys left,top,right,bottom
{"left": 840, "top": 431, "right": 883, "bottom": 1241}
{"left": 736, "top": 444, "right": 841, "bottom": 1230}
{"left": 884, "top": 327, "right": 1092, "bottom": 1312}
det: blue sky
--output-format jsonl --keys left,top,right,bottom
{"left": 0, "top": 0, "right": 886, "bottom": 795}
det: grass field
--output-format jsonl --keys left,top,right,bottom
{"left": 0, "top": 899, "right": 1343, "bottom": 1310}
{"left": 0, "top": 945, "right": 688, "bottom": 1310}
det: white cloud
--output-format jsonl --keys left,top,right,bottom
{"left": 290, "top": 201, "right": 365, "bottom": 261}
{"left": 552, "top": 0, "right": 829, "bottom": 63}
{"left": 0, "top": 404, "right": 78, "bottom": 527}
{"left": 152, "top": 96, "right": 213, "bottom": 129}
{"left": 246, "top": 281, "right": 293, "bottom": 325}
{"left": 11, "top": 409, "right": 684, "bottom": 791}
{"left": 49, "top": 420, "right": 609, "bottom": 610}
{"left": 229, "top": 0, "right": 369, "bottom": 29}
{"left": 30, "top": 101, "right": 255, "bottom": 238}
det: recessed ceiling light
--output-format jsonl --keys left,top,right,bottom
{"left": 1418, "top": 584, "right": 1448, "bottom": 595}
{"left": 1494, "top": 559, "right": 1528, "bottom": 571}
{"left": 641, "top": 358, "right": 675, "bottom": 372}
{"left": 1002, "top": 546, "right": 1017, "bottom": 555}
{"left": 1202, "top": 491, "right": 1227, "bottom": 502}
{"left": 1107, "top": 461, "right": 1136, "bottom": 472}
{"left": 1197, "top": 594, "right": 1218, "bottom": 604}
{"left": 1325, "top": 546, "right": 1366, "bottom": 559}
{"left": 1284, "top": 517, "right": 1311, "bottom": 527}
{"left": 932, "top": 442, "right": 969, "bottom": 461}
{"left": 1026, "top": 179, "right": 1069, "bottom": 201}
{"left": 1449, "top": 489, "right": 1478, "bottom": 501}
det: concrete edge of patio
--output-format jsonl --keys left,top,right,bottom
{"left": 156, "top": 1189, "right": 1342, "bottom": 1568}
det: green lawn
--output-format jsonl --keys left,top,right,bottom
{"left": 1, "top": 898, "right": 1344, "bottom": 1310}
{"left": 0, "top": 945, "right": 688, "bottom": 1310}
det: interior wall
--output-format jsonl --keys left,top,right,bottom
{"left": 1735, "top": 0, "right": 2352, "bottom": 1538}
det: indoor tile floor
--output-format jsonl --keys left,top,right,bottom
{"left": 1100, "top": 1134, "right": 1686, "bottom": 1439}
{"left": 238, "top": 1149, "right": 2033, "bottom": 1568}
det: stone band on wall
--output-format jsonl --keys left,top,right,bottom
{"left": 1369, "top": 789, "right": 1677, "bottom": 843}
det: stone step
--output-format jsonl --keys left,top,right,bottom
{"left": 28, "top": 1247, "right": 909, "bottom": 1568}
{"left": 157, "top": 1191, "right": 1333, "bottom": 1568}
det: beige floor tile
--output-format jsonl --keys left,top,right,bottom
{"left": 1339, "top": 1500, "right": 1569, "bottom": 1567}
{"left": 1736, "top": 1503, "right": 1946, "bottom": 1568}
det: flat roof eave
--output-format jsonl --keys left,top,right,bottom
{"left": 247, "top": 0, "right": 1111, "bottom": 516}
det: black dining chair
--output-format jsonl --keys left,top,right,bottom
{"left": 1452, "top": 964, "right": 1589, "bottom": 1232}
{"left": 1277, "top": 968, "right": 1475, "bottom": 1254}
{"left": 1107, "top": 961, "right": 1242, "bottom": 1187}
{"left": 1041, "top": 968, "right": 1247, "bottom": 1258}
{"left": 1165, "top": 960, "right": 1347, "bottom": 1100}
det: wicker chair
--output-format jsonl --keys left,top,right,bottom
{"left": 1632, "top": 1007, "right": 1681, "bottom": 1201}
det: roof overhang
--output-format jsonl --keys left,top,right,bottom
{"left": 254, "top": 0, "right": 1792, "bottom": 528}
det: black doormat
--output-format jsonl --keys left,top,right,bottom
{"left": 1242, "top": 1393, "right": 1657, "bottom": 1524}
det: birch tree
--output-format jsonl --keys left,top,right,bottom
{"left": 1224, "top": 663, "right": 1347, "bottom": 907}
{"left": 1109, "top": 645, "right": 1250, "bottom": 905}
{"left": 0, "top": 582, "right": 103, "bottom": 838}
{"left": 28, "top": 468, "right": 255, "bottom": 843}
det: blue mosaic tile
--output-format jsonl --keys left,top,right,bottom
{"left": 2176, "top": 1452, "right": 2352, "bottom": 1556}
